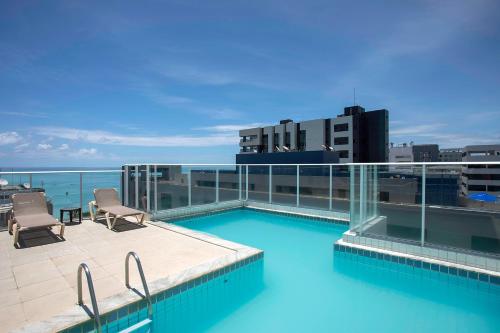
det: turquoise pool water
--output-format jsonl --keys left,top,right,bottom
{"left": 172, "top": 209, "right": 499, "bottom": 333}
{"left": 74, "top": 208, "right": 499, "bottom": 333}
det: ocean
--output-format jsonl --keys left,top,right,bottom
{"left": 0, "top": 167, "right": 121, "bottom": 217}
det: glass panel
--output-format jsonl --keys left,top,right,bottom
{"left": 126, "top": 166, "right": 137, "bottom": 209}
{"left": 247, "top": 165, "right": 268, "bottom": 202}
{"left": 218, "top": 166, "right": 240, "bottom": 202}
{"left": 299, "top": 165, "right": 329, "bottom": 210}
{"left": 136, "top": 165, "right": 148, "bottom": 211}
{"left": 332, "top": 165, "right": 350, "bottom": 212}
{"left": 155, "top": 165, "right": 189, "bottom": 210}
{"left": 82, "top": 171, "right": 121, "bottom": 214}
{"left": 359, "top": 165, "right": 423, "bottom": 242}
{"left": 349, "top": 165, "right": 360, "bottom": 230}
{"left": 191, "top": 166, "right": 216, "bottom": 205}
{"left": 31, "top": 172, "right": 80, "bottom": 217}
{"left": 425, "top": 164, "right": 500, "bottom": 254}
{"left": 271, "top": 165, "right": 297, "bottom": 207}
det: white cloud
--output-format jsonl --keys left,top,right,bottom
{"left": 0, "top": 132, "right": 22, "bottom": 145}
{"left": 196, "top": 123, "right": 268, "bottom": 132}
{"left": 14, "top": 142, "right": 30, "bottom": 152}
{"left": 391, "top": 124, "right": 444, "bottom": 136}
{"left": 73, "top": 148, "right": 98, "bottom": 156}
{"left": 158, "top": 65, "right": 237, "bottom": 86}
{"left": 0, "top": 111, "right": 48, "bottom": 118}
{"left": 37, "top": 143, "right": 53, "bottom": 150}
{"left": 391, "top": 122, "right": 500, "bottom": 147}
{"left": 58, "top": 143, "right": 69, "bottom": 151}
{"left": 35, "top": 126, "right": 239, "bottom": 147}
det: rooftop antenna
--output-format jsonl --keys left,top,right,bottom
{"left": 353, "top": 88, "right": 356, "bottom": 106}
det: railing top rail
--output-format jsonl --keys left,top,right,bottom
{"left": 123, "top": 161, "right": 500, "bottom": 166}
{"left": 0, "top": 170, "right": 123, "bottom": 175}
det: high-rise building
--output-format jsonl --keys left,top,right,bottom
{"left": 461, "top": 144, "right": 500, "bottom": 196}
{"left": 237, "top": 105, "right": 388, "bottom": 164}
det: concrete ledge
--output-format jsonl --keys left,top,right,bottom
{"left": 339, "top": 232, "right": 500, "bottom": 274}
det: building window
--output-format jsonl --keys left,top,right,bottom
{"left": 262, "top": 134, "right": 268, "bottom": 152}
{"left": 468, "top": 185, "right": 486, "bottom": 191}
{"left": 488, "top": 186, "right": 500, "bottom": 192}
{"left": 334, "top": 123, "right": 349, "bottom": 132}
{"left": 285, "top": 132, "right": 291, "bottom": 148}
{"left": 298, "top": 130, "right": 306, "bottom": 151}
{"left": 325, "top": 121, "right": 331, "bottom": 147}
{"left": 274, "top": 133, "right": 280, "bottom": 151}
{"left": 339, "top": 150, "right": 349, "bottom": 158}
{"left": 334, "top": 137, "right": 349, "bottom": 145}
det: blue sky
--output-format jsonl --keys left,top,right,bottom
{"left": 1, "top": 0, "right": 499, "bottom": 167}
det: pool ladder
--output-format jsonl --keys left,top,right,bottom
{"left": 77, "top": 251, "right": 153, "bottom": 333}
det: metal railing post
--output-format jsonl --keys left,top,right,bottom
{"left": 373, "top": 165, "right": 378, "bottom": 218}
{"left": 124, "top": 166, "right": 129, "bottom": 207}
{"left": 134, "top": 165, "right": 139, "bottom": 209}
{"left": 216, "top": 168, "right": 219, "bottom": 203}
{"left": 125, "top": 252, "right": 153, "bottom": 317}
{"left": 79, "top": 172, "right": 83, "bottom": 210}
{"left": 146, "top": 166, "right": 150, "bottom": 212}
{"left": 349, "top": 165, "right": 355, "bottom": 230}
{"left": 29, "top": 173, "right": 32, "bottom": 188}
{"left": 188, "top": 167, "right": 192, "bottom": 207}
{"left": 238, "top": 165, "right": 242, "bottom": 201}
{"left": 421, "top": 165, "right": 427, "bottom": 247}
{"left": 269, "top": 165, "right": 272, "bottom": 204}
{"left": 329, "top": 165, "right": 332, "bottom": 211}
{"left": 77, "top": 263, "right": 102, "bottom": 333}
{"left": 154, "top": 165, "right": 158, "bottom": 212}
{"left": 296, "top": 165, "right": 300, "bottom": 207}
{"left": 245, "top": 165, "right": 249, "bottom": 200}
{"left": 359, "top": 165, "right": 366, "bottom": 235}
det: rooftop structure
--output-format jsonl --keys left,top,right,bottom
{"left": 237, "top": 105, "right": 388, "bottom": 164}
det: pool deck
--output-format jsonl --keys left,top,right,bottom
{"left": 0, "top": 216, "right": 261, "bottom": 333}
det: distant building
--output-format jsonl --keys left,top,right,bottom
{"left": 439, "top": 148, "right": 463, "bottom": 162}
{"left": 237, "top": 105, "right": 388, "bottom": 164}
{"left": 389, "top": 143, "right": 440, "bottom": 171}
{"left": 388, "top": 143, "right": 413, "bottom": 172}
{"left": 461, "top": 144, "right": 500, "bottom": 196}
{"left": 412, "top": 144, "right": 440, "bottom": 162}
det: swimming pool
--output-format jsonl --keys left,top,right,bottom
{"left": 173, "top": 209, "right": 499, "bottom": 333}
{"left": 68, "top": 208, "right": 499, "bottom": 333}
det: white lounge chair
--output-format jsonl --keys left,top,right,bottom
{"left": 9, "top": 192, "right": 65, "bottom": 246}
{"left": 89, "top": 188, "right": 145, "bottom": 230}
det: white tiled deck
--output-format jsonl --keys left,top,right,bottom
{"left": 0, "top": 216, "right": 261, "bottom": 333}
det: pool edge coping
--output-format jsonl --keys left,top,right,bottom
{"left": 335, "top": 239, "right": 500, "bottom": 283}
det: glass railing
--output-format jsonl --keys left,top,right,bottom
{"left": 349, "top": 162, "right": 500, "bottom": 256}
{"left": 6, "top": 163, "right": 495, "bottom": 256}
{"left": 0, "top": 169, "right": 122, "bottom": 230}
{"left": 127, "top": 164, "right": 353, "bottom": 217}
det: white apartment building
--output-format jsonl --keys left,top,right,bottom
{"left": 461, "top": 144, "right": 500, "bottom": 196}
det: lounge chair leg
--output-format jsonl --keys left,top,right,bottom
{"left": 88, "top": 201, "right": 95, "bottom": 222}
{"left": 105, "top": 212, "right": 113, "bottom": 229}
{"left": 7, "top": 218, "right": 13, "bottom": 235}
{"left": 139, "top": 214, "right": 145, "bottom": 224}
{"left": 13, "top": 226, "right": 20, "bottom": 246}
{"left": 111, "top": 216, "right": 118, "bottom": 229}
{"left": 60, "top": 224, "right": 65, "bottom": 238}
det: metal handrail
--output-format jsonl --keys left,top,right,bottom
{"left": 77, "top": 263, "right": 102, "bottom": 333}
{"left": 125, "top": 251, "right": 153, "bottom": 317}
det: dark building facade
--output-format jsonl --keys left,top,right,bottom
{"left": 237, "top": 105, "right": 388, "bottom": 164}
